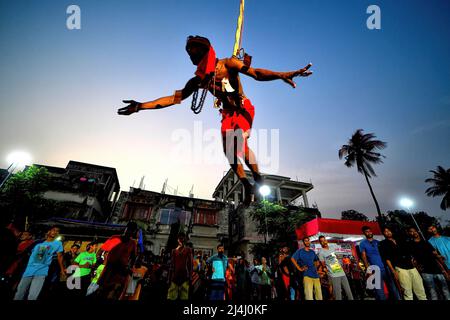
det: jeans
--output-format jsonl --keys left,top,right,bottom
{"left": 209, "top": 280, "right": 225, "bottom": 300}
{"left": 422, "top": 273, "right": 450, "bottom": 300}
{"left": 373, "top": 268, "right": 401, "bottom": 301}
{"left": 14, "top": 276, "right": 46, "bottom": 300}
{"left": 330, "top": 275, "right": 354, "bottom": 300}
{"left": 289, "top": 287, "right": 296, "bottom": 300}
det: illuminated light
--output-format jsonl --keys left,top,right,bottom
{"left": 6, "top": 151, "right": 32, "bottom": 169}
{"left": 400, "top": 198, "right": 414, "bottom": 210}
{"left": 259, "top": 185, "right": 271, "bottom": 197}
{"left": 343, "top": 237, "right": 364, "bottom": 242}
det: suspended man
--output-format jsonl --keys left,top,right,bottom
{"left": 118, "top": 36, "right": 313, "bottom": 206}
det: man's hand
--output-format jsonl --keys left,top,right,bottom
{"left": 443, "top": 270, "right": 450, "bottom": 282}
{"left": 118, "top": 100, "right": 141, "bottom": 115}
{"left": 60, "top": 270, "right": 67, "bottom": 281}
{"left": 392, "top": 270, "right": 400, "bottom": 283}
{"left": 282, "top": 63, "right": 313, "bottom": 88}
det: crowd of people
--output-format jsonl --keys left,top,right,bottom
{"left": 1, "top": 221, "right": 449, "bottom": 302}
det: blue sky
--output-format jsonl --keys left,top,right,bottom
{"left": 1, "top": 0, "right": 449, "bottom": 221}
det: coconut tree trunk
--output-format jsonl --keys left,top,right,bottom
{"left": 362, "top": 168, "right": 384, "bottom": 224}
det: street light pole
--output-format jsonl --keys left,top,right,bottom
{"left": 259, "top": 185, "right": 271, "bottom": 245}
{"left": 406, "top": 205, "right": 426, "bottom": 241}
{"left": 400, "top": 198, "right": 426, "bottom": 241}
{"left": 0, "top": 162, "right": 17, "bottom": 190}
{"left": 1, "top": 151, "right": 33, "bottom": 190}
{"left": 263, "top": 195, "right": 268, "bottom": 244}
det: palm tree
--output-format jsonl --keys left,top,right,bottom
{"left": 339, "top": 129, "right": 387, "bottom": 220}
{"left": 425, "top": 166, "right": 450, "bottom": 210}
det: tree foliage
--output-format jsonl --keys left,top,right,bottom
{"left": 425, "top": 165, "right": 450, "bottom": 211}
{"left": 341, "top": 209, "right": 369, "bottom": 221}
{"left": 249, "top": 201, "right": 319, "bottom": 259}
{"left": 379, "top": 210, "right": 441, "bottom": 240}
{"left": 0, "top": 166, "right": 51, "bottom": 227}
{"left": 339, "top": 129, "right": 387, "bottom": 221}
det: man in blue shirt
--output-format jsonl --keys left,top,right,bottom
{"left": 207, "top": 244, "right": 228, "bottom": 300}
{"left": 292, "top": 237, "right": 322, "bottom": 300}
{"left": 359, "top": 226, "right": 401, "bottom": 300}
{"left": 14, "top": 226, "right": 65, "bottom": 300}
{"left": 428, "top": 225, "right": 450, "bottom": 270}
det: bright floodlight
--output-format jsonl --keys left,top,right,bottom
{"left": 6, "top": 151, "right": 32, "bottom": 169}
{"left": 400, "top": 198, "right": 414, "bottom": 210}
{"left": 259, "top": 185, "right": 271, "bottom": 197}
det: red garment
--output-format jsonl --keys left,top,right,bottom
{"left": 97, "top": 239, "right": 137, "bottom": 300}
{"left": 282, "top": 272, "right": 290, "bottom": 290}
{"left": 221, "top": 98, "right": 255, "bottom": 158}
{"left": 101, "top": 235, "right": 122, "bottom": 252}
{"left": 5, "top": 239, "right": 35, "bottom": 276}
{"left": 195, "top": 45, "right": 216, "bottom": 80}
{"left": 226, "top": 263, "right": 236, "bottom": 300}
{"left": 170, "top": 247, "right": 193, "bottom": 285}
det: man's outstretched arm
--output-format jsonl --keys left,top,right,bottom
{"left": 226, "top": 57, "right": 313, "bottom": 88}
{"left": 118, "top": 76, "right": 200, "bottom": 115}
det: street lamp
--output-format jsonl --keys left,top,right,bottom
{"left": 259, "top": 185, "right": 271, "bottom": 244}
{"left": 399, "top": 197, "right": 425, "bottom": 240}
{"left": 0, "top": 151, "right": 33, "bottom": 189}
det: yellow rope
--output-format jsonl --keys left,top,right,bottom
{"left": 233, "top": 0, "right": 245, "bottom": 57}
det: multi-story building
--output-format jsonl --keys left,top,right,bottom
{"left": 212, "top": 169, "right": 319, "bottom": 260}
{"left": 111, "top": 188, "right": 231, "bottom": 256}
{"left": 33, "top": 160, "right": 120, "bottom": 222}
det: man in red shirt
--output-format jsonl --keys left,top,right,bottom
{"left": 167, "top": 233, "right": 193, "bottom": 300}
{"left": 96, "top": 222, "right": 138, "bottom": 300}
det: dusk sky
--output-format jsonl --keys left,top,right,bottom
{"left": 1, "top": 0, "right": 449, "bottom": 221}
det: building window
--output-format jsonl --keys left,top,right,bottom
{"left": 158, "top": 208, "right": 191, "bottom": 225}
{"left": 123, "top": 204, "right": 150, "bottom": 221}
{"left": 194, "top": 209, "right": 217, "bottom": 225}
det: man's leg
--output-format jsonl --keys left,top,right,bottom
{"left": 27, "top": 276, "right": 46, "bottom": 300}
{"left": 289, "top": 286, "right": 296, "bottom": 300}
{"left": 372, "top": 273, "right": 387, "bottom": 301}
{"left": 313, "top": 278, "right": 323, "bottom": 300}
{"left": 167, "top": 282, "right": 179, "bottom": 300}
{"left": 331, "top": 277, "right": 342, "bottom": 300}
{"left": 244, "top": 145, "right": 262, "bottom": 185}
{"left": 341, "top": 276, "right": 354, "bottom": 300}
{"left": 396, "top": 267, "right": 413, "bottom": 300}
{"left": 303, "top": 277, "right": 314, "bottom": 300}
{"left": 383, "top": 268, "right": 401, "bottom": 300}
{"left": 223, "top": 134, "right": 254, "bottom": 204}
{"left": 410, "top": 268, "right": 427, "bottom": 300}
{"left": 180, "top": 281, "right": 189, "bottom": 300}
{"left": 13, "top": 276, "right": 33, "bottom": 300}
{"left": 422, "top": 273, "right": 438, "bottom": 300}
{"left": 434, "top": 274, "right": 450, "bottom": 300}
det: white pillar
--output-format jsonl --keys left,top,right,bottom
{"left": 302, "top": 190, "right": 309, "bottom": 208}
{"left": 277, "top": 187, "right": 282, "bottom": 203}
